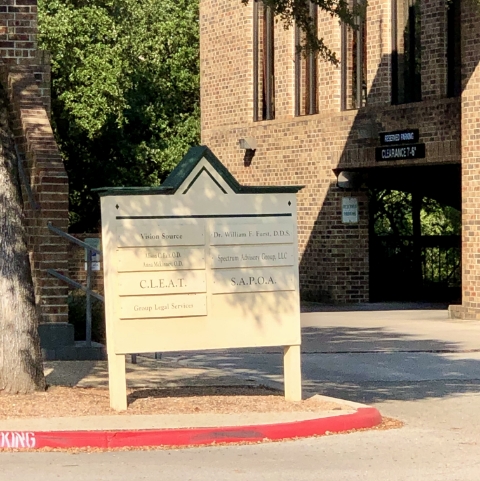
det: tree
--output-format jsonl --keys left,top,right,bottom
{"left": 0, "top": 90, "right": 45, "bottom": 394}
{"left": 38, "top": 0, "right": 200, "bottom": 232}
{"left": 38, "top": 0, "right": 363, "bottom": 233}
{"left": 0, "top": 0, "right": 199, "bottom": 394}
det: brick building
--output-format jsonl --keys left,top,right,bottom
{"left": 1, "top": 0, "right": 71, "bottom": 351}
{"left": 200, "top": 0, "right": 480, "bottom": 318}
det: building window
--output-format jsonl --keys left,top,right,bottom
{"left": 392, "top": 0, "right": 422, "bottom": 104}
{"left": 294, "top": 2, "right": 318, "bottom": 116}
{"left": 253, "top": 0, "right": 275, "bottom": 121}
{"left": 447, "top": 0, "right": 461, "bottom": 98}
{"left": 341, "top": 0, "right": 367, "bottom": 110}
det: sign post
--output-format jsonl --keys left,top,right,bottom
{"left": 96, "top": 146, "right": 304, "bottom": 410}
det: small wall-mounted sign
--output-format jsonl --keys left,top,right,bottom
{"left": 380, "top": 129, "right": 419, "bottom": 145}
{"left": 84, "top": 238, "right": 101, "bottom": 271}
{"left": 342, "top": 197, "right": 359, "bottom": 224}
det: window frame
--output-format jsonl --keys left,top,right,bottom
{"left": 253, "top": 0, "right": 275, "bottom": 121}
{"left": 391, "top": 0, "right": 422, "bottom": 105}
{"left": 294, "top": 1, "right": 318, "bottom": 116}
{"left": 341, "top": 0, "right": 367, "bottom": 111}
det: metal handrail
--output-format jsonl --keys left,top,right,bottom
{"left": 47, "top": 223, "right": 102, "bottom": 347}
{"left": 46, "top": 268, "right": 104, "bottom": 302}
{"left": 47, "top": 222, "right": 101, "bottom": 254}
{"left": 46, "top": 223, "right": 160, "bottom": 362}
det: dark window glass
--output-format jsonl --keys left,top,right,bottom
{"left": 341, "top": 0, "right": 367, "bottom": 110}
{"left": 392, "top": 0, "right": 421, "bottom": 104}
{"left": 253, "top": 0, "right": 274, "bottom": 121}
{"left": 447, "top": 0, "right": 461, "bottom": 98}
{"left": 295, "top": 2, "right": 318, "bottom": 116}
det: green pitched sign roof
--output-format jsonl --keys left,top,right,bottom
{"left": 94, "top": 146, "right": 304, "bottom": 197}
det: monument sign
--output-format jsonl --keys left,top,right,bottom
{"left": 96, "top": 146, "right": 304, "bottom": 410}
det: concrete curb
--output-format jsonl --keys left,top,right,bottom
{"left": 0, "top": 406, "right": 382, "bottom": 450}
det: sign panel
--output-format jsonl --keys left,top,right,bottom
{"left": 118, "top": 270, "right": 206, "bottom": 296}
{"left": 210, "top": 245, "right": 295, "bottom": 269}
{"left": 119, "top": 294, "right": 207, "bottom": 319}
{"left": 210, "top": 222, "right": 294, "bottom": 245}
{"left": 117, "top": 223, "right": 205, "bottom": 247}
{"left": 117, "top": 247, "right": 205, "bottom": 272}
{"left": 375, "top": 143, "right": 426, "bottom": 162}
{"left": 212, "top": 267, "right": 296, "bottom": 294}
{"left": 342, "top": 197, "right": 358, "bottom": 224}
{"left": 379, "top": 129, "right": 419, "bottom": 145}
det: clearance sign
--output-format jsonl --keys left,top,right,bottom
{"left": 376, "top": 129, "right": 425, "bottom": 162}
{"left": 376, "top": 143, "right": 425, "bottom": 161}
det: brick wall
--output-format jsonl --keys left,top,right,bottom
{"left": 421, "top": 0, "right": 447, "bottom": 100}
{"left": 33, "top": 49, "right": 52, "bottom": 117}
{"left": 200, "top": 0, "right": 463, "bottom": 303}
{"left": 0, "top": 0, "right": 69, "bottom": 323}
{"left": 449, "top": 0, "right": 480, "bottom": 320}
{"left": 0, "top": 0, "right": 37, "bottom": 66}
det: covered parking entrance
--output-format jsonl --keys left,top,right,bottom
{"left": 343, "top": 164, "right": 461, "bottom": 303}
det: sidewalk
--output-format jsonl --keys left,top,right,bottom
{"left": 0, "top": 356, "right": 382, "bottom": 449}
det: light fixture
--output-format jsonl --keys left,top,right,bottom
{"left": 336, "top": 170, "right": 360, "bottom": 190}
{"left": 238, "top": 137, "right": 257, "bottom": 151}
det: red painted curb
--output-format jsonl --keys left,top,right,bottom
{"left": 0, "top": 407, "right": 382, "bottom": 450}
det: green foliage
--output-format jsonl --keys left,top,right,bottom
{"left": 370, "top": 189, "right": 461, "bottom": 301}
{"left": 38, "top": 0, "right": 200, "bottom": 232}
{"left": 420, "top": 199, "right": 461, "bottom": 236}
{"left": 372, "top": 189, "right": 460, "bottom": 237}
{"left": 373, "top": 190, "right": 414, "bottom": 237}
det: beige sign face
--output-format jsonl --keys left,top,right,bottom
{"left": 210, "top": 245, "right": 295, "bottom": 268}
{"left": 119, "top": 294, "right": 207, "bottom": 319}
{"left": 210, "top": 222, "right": 294, "bottom": 245}
{"left": 212, "top": 267, "right": 296, "bottom": 294}
{"left": 100, "top": 152, "right": 303, "bottom": 411}
{"left": 117, "top": 222, "right": 204, "bottom": 247}
{"left": 118, "top": 270, "right": 206, "bottom": 296}
{"left": 117, "top": 247, "right": 205, "bottom": 272}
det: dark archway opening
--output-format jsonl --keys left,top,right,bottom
{"left": 366, "top": 164, "right": 461, "bottom": 303}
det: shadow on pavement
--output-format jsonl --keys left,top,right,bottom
{"left": 301, "top": 302, "right": 450, "bottom": 312}
{"left": 305, "top": 379, "right": 480, "bottom": 405}
{"left": 173, "top": 321, "right": 480, "bottom": 405}
{"left": 300, "top": 325, "right": 474, "bottom": 353}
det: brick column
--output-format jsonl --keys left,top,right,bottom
{"left": 0, "top": 0, "right": 72, "bottom": 347}
{"left": 449, "top": 0, "right": 480, "bottom": 320}
{"left": 8, "top": 66, "right": 69, "bottom": 326}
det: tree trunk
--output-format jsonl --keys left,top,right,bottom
{"left": 0, "top": 88, "right": 45, "bottom": 393}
